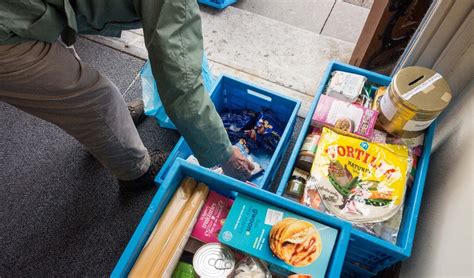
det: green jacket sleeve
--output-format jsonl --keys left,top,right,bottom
{"left": 133, "top": 0, "right": 232, "bottom": 167}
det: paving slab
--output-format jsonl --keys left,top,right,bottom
{"left": 202, "top": 6, "right": 354, "bottom": 98}
{"left": 341, "top": 0, "right": 373, "bottom": 9}
{"left": 321, "top": 1, "right": 370, "bottom": 43}
{"left": 80, "top": 6, "right": 354, "bottom": 112}
{"left": 232, "top": 0, "right": 335, "bottom": 33}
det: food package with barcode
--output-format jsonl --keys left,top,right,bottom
{"left": 218, "top": 195, "right": 338, "bottom": 277}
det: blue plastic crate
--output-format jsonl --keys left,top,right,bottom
{"left": 156, "top": 75, "right": 301, "bottom": 190}
{"left": 276, "top": 61, "right": 436, "bottom": 276}
{"left": 198, "top": 0, "right": 236, "bottom": 9}
{"left": 112, "top": 159, "right": 351, "bottom": 277}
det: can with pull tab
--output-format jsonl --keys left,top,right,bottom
{"left": 192, "top": 243, "right": 235, "bottom": 277}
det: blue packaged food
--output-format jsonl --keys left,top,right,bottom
{"left": 245, "top": 111, "right": 284, "bottom": 152}
{"left": 218, "top": 195, "right": 338, "bottom": 276}
{"left": 221, "top": 109, "right": 257, "bottom": 133}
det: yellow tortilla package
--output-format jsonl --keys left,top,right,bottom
{"left": 309, "top": 128, "right": 410, "bottom": 223}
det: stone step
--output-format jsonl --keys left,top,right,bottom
{"left": 82, "top": 5, "right": 357, "bottom": 118}
{"left": 201, "top": 6, "right": 354, "bottom": 97}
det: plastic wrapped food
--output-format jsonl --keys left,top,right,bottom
{"left": 309, "top": 128, "right": 411, "bottom": 223}
{"left": 326, "top": 71, "right": 367, "bottom": 102}
{"left": 353, "top": 206, "right": 404, "bottom": 244}
{"left": 232, "top": 257, "right": 271, "bottom": 278}
{"left": 221, "top": 109, "right": 258, "bottom": 133}
{"left": 234, "top": 140, "right": 264, "bottom": 178}
{"left": 130, "top": 179, "right": 208, "bottom": 277}
{"left": 245, "top": 110, "right": 284, "bottom": 152}
{"left": 221, "top": 109, "right": 258, "bottom": 147}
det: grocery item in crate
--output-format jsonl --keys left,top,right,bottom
{"left": 326, "top": 71, "right": 367, "bottom": 102}
{"left": 218, "top": 194, "right": 338, "bottom": 276}
{"left": 300, "top": 182, "right": 325, "bottom": 212}
{"left": 371, "top": 129, "right": 388, "bottom": 143}
{"left": 285, "top": 168, "right": 309, "bottom": 200}
{"left": 172, "top": 261, "right": 196, "bottom": 278}
{"left": 312, "top": 94, "right": 378, "bottom": 139}
{"left": 296, "top": 127, "right": 322, "bottom": 172}
{"left": 354, "top": 206, "right": 404, "bottom": 244}
{"left": 354, "top": 85, "right": 374, "bottom": 109}
{"left": 191, "top": 191, "right": 233, "bottom": 243}
{"left": 193, "top": 243, "right": 235, "bottom": 277}
{"left": 186, "top": 140, "right": 264, "bottom": 180}
{"left": 269, "top": 218, "right": 322, "bottom": 266}
{"left": 233, "top": 256, "right": 271, "bottom": 278}
{"left": 130, "top": 178, "right": 209, "bottom": 277}
{"left": 285, "top": 176, "right": 306, "bottom": 200}
{"left": 301, "top": 172, "right": 404, "bottom": 244}
{"left": 221, "top": 109, "right": 284, "bottom": 153}
{"left": 386, "top": 133, "right": 424, "bottom": 157}
{"left": 309, "top": 128, "right": 410, "bottom": 223}
{"left": 221, "top": 109, "right": 258, "bottom": 132}
{"left": 186, "top": 155, "right": 224, "bottom": 174}
{"left": 372, "top": 86, "right": 387, "bottom": 111}
{"left": 245, "top": 110, "right": 284, "bottom": 152}
{"left": 222, "top": 109, "right": 258, "bottom": 145}
{"left": 378, "top": 66, "right": 452, "bottom": 138}
{"left": 234, "top": 140, "right": 264, "bottom": 178}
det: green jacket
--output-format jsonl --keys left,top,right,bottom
{"left": 0, "top": 0, "right": 233, "bottom": 167}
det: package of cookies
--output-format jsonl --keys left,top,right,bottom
{"left": 218, "top": 194, "right": 338, "bottom": 277}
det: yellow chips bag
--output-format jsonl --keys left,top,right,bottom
{"left": 309, "top": 128, "right": 410, "bottom": 223}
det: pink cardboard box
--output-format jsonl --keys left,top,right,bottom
{"left": 312, "top": 94, "right": 378, "bottom": 139}
{"left": 191, "top": 191, "right": 233, "bottom": 243}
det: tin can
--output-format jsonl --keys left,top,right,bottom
{"left": 378, "top": 66, "right": 452, "bottom": 137}
{"left": 192, "top": 243, "right": 235, "bottom": 277}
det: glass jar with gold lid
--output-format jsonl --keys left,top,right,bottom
{"left": 378, "top": 66, "right": 452, "bottom": 138}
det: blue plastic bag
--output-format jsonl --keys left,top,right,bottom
{"left": 141, "top": 55, "right": 215, "bottom": 129}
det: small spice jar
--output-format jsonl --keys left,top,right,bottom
{"left": 378, "top": 66, "right": 452, "bottom": 138}
{"left": 285, "top": 176, "right": 306, "bottom": 199}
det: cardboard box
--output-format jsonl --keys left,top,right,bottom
{"left": 218, "top": 195, "right": 338, "bottom": 276}
{"left": 312, "top": 94, "right": 378, "bottom": 139}
{"left": 191, "top": 191, "right": 233, "bottom": 243}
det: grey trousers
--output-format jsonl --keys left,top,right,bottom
{"left": 0, "top": 41, "right": 150, "bottom": 181}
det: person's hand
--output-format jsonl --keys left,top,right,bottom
{"left": 221, "top": 146, "right": 255, "bottom": 181}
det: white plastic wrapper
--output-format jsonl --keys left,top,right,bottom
{"left": 232, "top": 257, "right": 271, "bottom": 278}
{"left": 326, "top": 71, "right": 367, "bottom": 102}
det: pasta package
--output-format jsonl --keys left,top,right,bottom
{"left": 309, "top": 128, "right": 410, "bottom": 223}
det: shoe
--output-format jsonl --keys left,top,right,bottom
{"left": 118, "top": 149, "right": 169, "bottom": 191}
{"left": 128, "top": 99, "right": 146, "bottom": 125}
